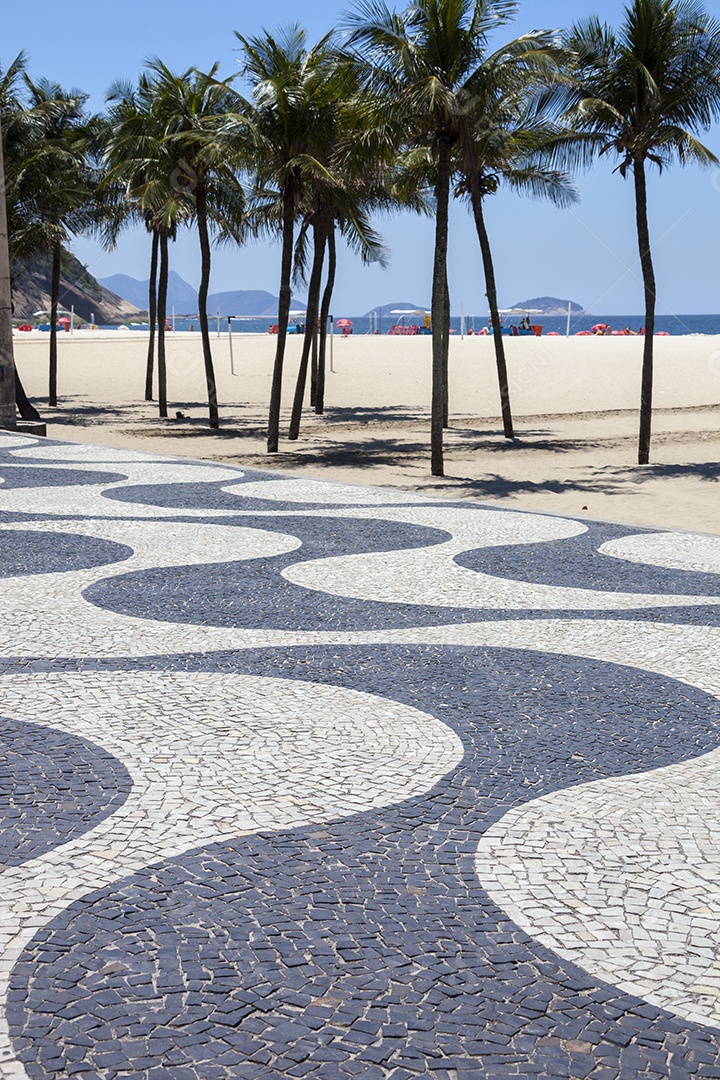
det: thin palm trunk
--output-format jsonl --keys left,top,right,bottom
{"left": 0, "top": 113, "right": 16, "bottom": 427}
{"left": 48, "top": 239, "right": 61, "bottom": 407}
{"left": 634, "top": 157, "right": 656, "bottom": 465}
{"left": 470, "top": 186, "right": 514, "bottom": 438}
{"left": 442, "top": 275, "right": 450, "bottom": 428}
{"left": 310, "top": 322, "right": 318, "bottom": 408}
{"left": 289, "top": 213, "right": 327, "bottom": 440}
{"left": 157, "top": 231, "right": 169, "bottom": 419}
{"left": 145, "top": 230, "right": 158, "bottom": 401}
{"left": 268, "top": 187, "right": 295, "bottom": 453}
{"left": 196, "top": 183, "right": 219, "bottom": 429}
{"left": 431, "top": 140, "right": 452, "bottom": 477}
{"left": 316, "top": 219, "right": 336, "bottom": 416}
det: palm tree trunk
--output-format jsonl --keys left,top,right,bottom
{"left": 310, "top": 322, "right": 318, "bottom": 408}
{"left": 470, "top": 187, "right": 514, "bottom": 439}
{"left": 316, "top": 219, "right": 336, "bottom": 416}
{"left": 289, "top": 214, "right": 327, "bottom": 440}
{"left": 48, "top": 240, "right": 61, "bottom": 407}
{"left": 15, "top": 369, "right": 40, "bottom": 421}
{"left": 145, "top": 230, "right": 158, "bottom": 401}
{"left": 634, "top": 158, "right": 656, "bottom": 465}
{"left": 0, "top": 114, "right": 16, "bottom": 428}
{"left": 157, "top": 231, "right": 169, "bottom": 419}
{"left": 196, "top": 184, "right": 220, "bottom": 429}
{"left": 431, "top": 140, "right": 452, "bottom": 477}
{"left": 442, "top": 275, "right": 450, "bottom": 427}
{"left": 268, "top": 187, "right": 295, "bottom": 453}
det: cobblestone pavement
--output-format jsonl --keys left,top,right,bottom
{"left": 1, "top": 431, "right": 720, "bottom": 1080}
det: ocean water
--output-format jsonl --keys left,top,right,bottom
{"left": 104, "top": 313, "right": 720, "bottom": 336}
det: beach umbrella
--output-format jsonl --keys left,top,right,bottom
{"left": 336, "top": 319, "right": 353, "bottom": 328}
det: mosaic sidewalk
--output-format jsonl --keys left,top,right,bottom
{"left": 1, "top": 429, "right": 720, "bottom": 1080}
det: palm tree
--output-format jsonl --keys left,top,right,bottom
{"left": 22, "top": 78, "right": 94, "bottom": 407}
{"left": 0, "top": 53, "right": 46, "bottom": 420}
{"left": 0, "top": 109, "right": 17, "bottom": 428}
{"left": 564, "top": 0, "right": 720, "bottom": 465}
{"left": 347, "top": 0, "right": 524, "bottom": 476}
{"left": 147, "top": 60, "right": 245, "bottom": 429}
{"left": 234, "top": 25, "right": 337, "bottom": 454}
{"left": 104, "top": 72, "right": 193, "bottom": 419}
{"left": 456, "top": 35, "right": 576, "bottom": 438}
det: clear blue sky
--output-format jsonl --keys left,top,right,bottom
{"left": 4, "top": 0, "right": 720, "bottom": 316}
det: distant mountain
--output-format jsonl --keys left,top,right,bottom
{"left": 14, "top": 251, "right": 141, "bottom": 323}
{"left": 511, "top": 296, "right": 586, "bottom": 315}
{"left": 362, "top": 301, "right": 429, "bottom": 318}
{"left": 100, "top": 273, "right": 304, "bottom": 317}
{"left": 100, "top": 271, "right": 197, "bottom": 313}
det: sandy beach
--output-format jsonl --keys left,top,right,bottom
{"left": 12, "top": 328, "right": 720, "bottom": 534}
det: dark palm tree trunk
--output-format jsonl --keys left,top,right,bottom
{"left": 431, "top": 140, "right": 452, "bottom": 477}
{"left": 310, "top": 322, "right": 319, "bottom": 408}
{"left": 48, "top": 240, "right": 61, "bottom": 407}
{"left": 268, "top": 187, "right": 296, "bottom": 453}
{"left": 289, "top": 213, "right": 327, "bottom": 440}
{"left": 15, "top": 370, "right": 40, "bottom": 421}
{"left": 316, "top": 219, "right": 336, "bottom": 416}
{"left": 157, "top": 231, "right": 169, "bottom": 419}
{"left": 471, "top": 186, "right": 514, "bottom": 439}
{"left": 145, "top": 230, "right": 159, "bottom": 401}
{"left": 442, "top": 275, "right": 450, "bottom": 427}
{"left": 196, "top": 183, "right": 219, "bottom": 429}
{"left": 0, "top": 114, "right": 16, "bottom": 428}
{"left": 634, "top": 157, "right": 656, "bottom": 465}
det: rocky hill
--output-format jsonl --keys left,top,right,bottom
{"left": 511, "top": 296, "right": 586, "bottom": 315}
{"left": 102, "top": 272, "right": 306, "bottom": 317}
{"left": 13, "top": 251, "right": 142, "bottom": 324}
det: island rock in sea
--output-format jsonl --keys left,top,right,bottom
{"left": 511, "top": 296, "right": 586, "bottom": 315}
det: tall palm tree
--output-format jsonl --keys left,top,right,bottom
{"left": 0, "top": 110, "right": 16, "bottom": 428}
{"left": 0, "top": 53, "right": 46, "bottom": 420}
{"left": 234, "top": 25, "right": 337, "bottom": 454}
{"left": 21, "top": 78, "right": 94, "bottom": 407}
{"left": 346, "top": 0, "right": 520, "bottom": 476}
{"left": 148, "top": 60, "right": 245, "bottom": 429}
{"left": 456, "top": 35, "right": 576, "bottom": 438}
{"left": 104, "top": 72, "right": 193, "bottom": 419}
{"left": 564, "top": 0, "right": 720, "bottom": 465}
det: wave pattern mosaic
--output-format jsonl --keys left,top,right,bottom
{"left": 0, "top": 431, "right": 719, "bottom": 1079}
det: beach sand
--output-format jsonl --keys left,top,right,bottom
{"left": 12, "top": 328, "right": 720, "bottom": 535}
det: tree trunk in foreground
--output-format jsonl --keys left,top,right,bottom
{"left": 316, "top": 220, "right": 337, "bottom": 416}
{"left": 471, "top": 187, "right": 514, "bottom": 439}
{"left": 157, "top": 232, "right": 169, "bottom": 419}
{"left": 0, "top": 114, "right": 16, "bottom": 427}
{"left": 268, "top": 187, "right": 295, "bottom": 453}
{"left": 442, "top": 276, "right": 450, "bottom": 428}
{"left": 48, "top": 240, "right": 61, "bottom": 407}
{"left": 15, "top": 370, "right": 40, "bottom": 421}
{"left": 289, "top": 214, "right": 327, "bottom": 440}
{"left": 310, "top": 317, "right": 319, "bottom": 408}
{"left": 634, "top": 157, "right": 656, "bottom": 466}
{"left": 145, "top": 230, "right": 158, "bottom": 401}
{"left": 431, "top": 139, "right": 452, "bottom": 476}
{"left": 196, "top": 184, "right": 219, "bottom": 429}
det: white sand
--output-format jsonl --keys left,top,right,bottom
{"left": 11, "top": 328, "right": 720, "bottom": 534}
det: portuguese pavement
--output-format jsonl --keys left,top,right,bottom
{"left": 1, "top": 429, "right": 720, "bottom": 1079}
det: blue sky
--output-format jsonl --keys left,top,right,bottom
{"left": 4, "top": 0, "right": 720, "bottom": 316}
